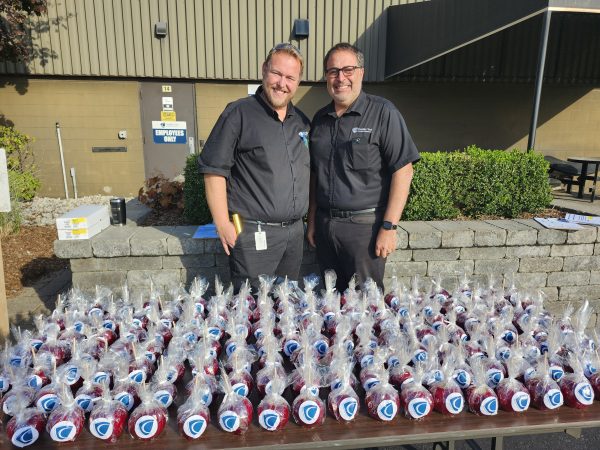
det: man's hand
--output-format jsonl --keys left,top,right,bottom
{"left": 375, "top": 228, "right": 397, "bottom": 259}
{"left": 216, "top": 221, "right": 238, "bottom": 255}
{"left": 306, "top": 219, "right": 316, "bottom": 248}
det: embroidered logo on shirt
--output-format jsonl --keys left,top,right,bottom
{"left": 352, "top": 127, "right": 372, "bottom": 133}
{"left": 299, "top": 131, "right": 309, "bottom": 148}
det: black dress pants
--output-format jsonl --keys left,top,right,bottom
{"left": 314, "top": 209, "right": 385, "bottom": 292}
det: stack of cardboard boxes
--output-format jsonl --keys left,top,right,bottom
{"left": 56, "top": 205, "right": 110, "bottom": 240}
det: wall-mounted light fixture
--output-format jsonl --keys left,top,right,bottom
{"left": 293, "top": 19, "right": 309, "bottom": 40}
{"left": 155, "top": 22, "right": 168, "bottom": 38}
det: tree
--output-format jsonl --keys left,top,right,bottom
{"left": 0, "top": 1, "right": 47, "bottom": 63}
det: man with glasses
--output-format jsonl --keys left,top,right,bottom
{"left": 198, "top": 43, "right": 310, "bottom": 288}
{"left": 307, "top": 43, "right": 420, "bottom": 292}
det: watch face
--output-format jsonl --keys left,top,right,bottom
{"left": 382, "top": 221, "right": 392, "bottom": 230}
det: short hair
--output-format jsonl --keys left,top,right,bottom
{"left": 265, "top": 42, "right": 304, "bottom": 76}
{"left": 323, "top": 43, "right": 364, "bottom": 72}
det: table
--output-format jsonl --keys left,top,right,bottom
{"left": 3, "top": 399, "right": 599, "bottom": 450}
{"left": 566, "top": 156, "right": 600, "bottom": 201}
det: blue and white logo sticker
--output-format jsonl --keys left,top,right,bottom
{"left": 574, "top": 382, "right": 594, "bottom": 405}
{"left": 298, "top": 400, "right": 320, "bottom": 424}
{"left": 9, "top": 356, "right": 22, "bottom": 367}
{"left": 0, "top": 376, "right": 10, "bottom": 392}
{"left": 207, "top": 327, "right": 222, "bottom": 339}
{"left": 445, "top": 392, "right": 464, "bottom": 414}
{"left": 115, "top": 392, "right": 134, "bottom": 411}
{"left": 232, "top": 382, "right": 249, "bottom": 397}
{"left": 166, "top": 368, "right": 178, "bottom": 383}
{"left": 377, "top": 399, "right": 397, "bottom": 421}
{"left": 30, "top": 339, "right": 43, "bottom": 352}
{"left": 543, "top": 388, "right": 563, "bottom": 409}
{"left": 219, "top": 412, "right": 241, "bottom": 432}
{"left": 339, "top": 397, "right": 358, "bottom": 421}
{"left": 27, "top": 374, "right": 43, "bottom": 390}
{"left": 75, "top": 394, "right": 94, "bottom": 412}
{"left": 88, "top": 307, "right": 103, "bottom": 318}
{"left": 584, "top": 363, "right": 598, "bottom": 378}
{"left": 128, "top": 369, "right": 146, "bottom": 384}
{"left": 259, "top": 409, "right": 281, "bottom": 431}
{"left": 398, "top": 307, "right": 409, "bottom": 317}
{"left": 64, "top": 365, "right": 80, "bottom": 385}
{"left": 134, "top": 415, "right": 159, "bottom": 439}
{"left": 388, "top": 356, "right": 400, "bottom": 368}
{"left": 480, "top": 396, "right": 498, "bottom": 416}
{"left": 360, "top": 355, "right": 374, "bottom": 368}
{"left": 412, "top": 349, "right": 427, "bottom": 363}
{"left": 49, "top": 420, "right": 77, "bottom": 442}
{"left": 11, "top": 425, "right": 40, "bottom": 448}
{"left": 90, "top": 418, "right": 114, "bottom": 440}
{"left": 154, "top": 390, "right": 174, "bottom": 407}
{"left": 314, "top": 340, "right": 329, "bottom": 357}
{"left": 300, "top": 385, "right": 320, "bottom": 397}
{"left": 330, "top": 379, "right": 343, "bottom": 391}
{"left": 549, "top": 366, "right": 564, "bottom": 382}
{"left": 194, "top": 302, "right": 205, "bottom": 315}
{"left": 362, "top": 377, "right": 380, "bottom": 391}
{"left": 36, "top": 393, "right": 59, "bottom": 414}
{"left": 324, "top": 312, "right": 335, "bottom": 323}
{"left": 201, "top": 391, "right": 213, "bottom": 407}
{"left": 225, "top": 342, "right": 237, "bottom": 358}
{"left": 145, "top": 351, "right": 157, "bottom": 364}
{"left": 511, "top": 392, "right": 530, "bottom": 412}
{"left": 103, "top": 320, "right": 116, "bottom": 331}
{"left": 501, "top": 330, "right": 516, "bottom": 344}
{"left": 496, "top": 346, "right": 511, "bottom": 361}
{"left": 407, "top": 398, "right": 431, "bottom": 419}
{"left": 183, "top": 415, "right": 207, "bottom": 438}
{"left": 486, "top": 369, "right": 503, "bottom": 388}
{"left": 93, "top": 371, "right": 110, "bottom": 384}
{"left": 283, "top": 339, "right": 299, "bottom": 357}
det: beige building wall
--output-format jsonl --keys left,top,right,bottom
{"left": 0, "top": 78, "right": 145, "bottom": 197}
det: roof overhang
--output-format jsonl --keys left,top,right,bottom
{"left": 385, "top": 0, "right": 600, "bottom": 79}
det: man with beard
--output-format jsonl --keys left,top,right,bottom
{"left": 198, "top": 43, "right": 310, "bottom": 288}
{"left": 307, "top": 43, "right": 420, "bottom": 292}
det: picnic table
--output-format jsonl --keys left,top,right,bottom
{"left": 567, "top": 156, "right": 600, "bottom": 202}
{"left": 3, "top": 400, "right": 598, "bottom": 450}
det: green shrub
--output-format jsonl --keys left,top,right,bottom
{"left": 183, "top": 154, "right": 212, "bottom": 225}
{"left": 0, "top": 125, "right": 41, "bottom": 201}
{"left": 404, "top": 147, "right": 552, "bottom": 220}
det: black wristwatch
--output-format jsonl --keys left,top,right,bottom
{"left": 381, "top": 221, "right": 397, "bottom": 230}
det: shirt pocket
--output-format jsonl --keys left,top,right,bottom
{"left": 350, "top": 138, "right": 370, "bottom": 171}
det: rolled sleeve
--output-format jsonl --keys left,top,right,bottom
{"left": 197, "top": 108, "right": 240, "bottom": 178}
{"left": 381, "top": 107, "right": 420, "bottom": 173}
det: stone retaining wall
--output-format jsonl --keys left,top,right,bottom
{"left": 54, "top": 219, "right": 600, "bottom": 325}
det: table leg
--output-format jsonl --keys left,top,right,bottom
{"left": 565, "top": 428, "right": 582, "bottom": 439}
{"left": 577, "top": 162, "right": 589, "bottom": 198}
{"left": 591, "top": 163, "right": 599, "bottom": 202}
{"left": 491, "top": 436, "right": 504, "bottom": 450}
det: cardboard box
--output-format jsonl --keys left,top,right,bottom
{"left": 56, "top": 204, "right": 109, "bottom": 230}
{"left": 57, "top": 220, "right": 109, "bottom": 240}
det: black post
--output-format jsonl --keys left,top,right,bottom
{"left": 527, "top": 10, "right": 552, "bottom": 152}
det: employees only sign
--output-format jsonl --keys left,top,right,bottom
{"left": 152, "top": 121, "right": 187, "bottom": 144}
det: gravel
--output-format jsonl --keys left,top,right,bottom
{"left": 19, "top": 196, "right": 133, "bottom": 226}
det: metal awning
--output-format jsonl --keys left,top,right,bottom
{"left": 385, "top": 0, "right": 600, "bottom": 150}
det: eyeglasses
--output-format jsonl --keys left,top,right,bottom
{"left": 325, "top": 65, "right": 363, "bottom": 78}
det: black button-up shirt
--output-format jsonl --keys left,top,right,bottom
{"left": 197, "top": 86, "right": 310, "bottom": 222}
{"left": 310, "top": 91, "right": 420, "bottom": 211}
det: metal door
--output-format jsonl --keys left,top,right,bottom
{"left": 140, "top": 82, "right": 197, "bottom": 179}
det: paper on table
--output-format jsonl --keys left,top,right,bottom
{"left": 534, "top": 217, "right": 583, "bottom": 230}
{"left": 564, "top": 213, "right": 600, "bottom": 226}
{"left": 193, "top": 223, "right": 219, "bottom": 238}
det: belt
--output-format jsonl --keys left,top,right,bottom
{"left": 244, "top": 218, "right": 300, "bottom": 227}
{"left": 327, "top": 208, "right": 377, "bottom": 218}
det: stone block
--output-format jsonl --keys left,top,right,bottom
{"left": 54, "top": 239, "right": 93, "bottom": 259}
{"left": 591, "top": 271, "right": 600, "bottom": 284}
{"left": 558, "top": 285, "right": 600, "bottom": 301}
{"left": 463, "top": 221, "right": 506, "bottom": 246}
{"left": 72, "top": 271, "right": 127, "bottom": 292}
{"left": 181, "top": 267, "right": 230, "bottom": 288}
{"left": 130, "top": 227, "right": 169, "bottom": 256}
{"left": 484, "top": 220, "right": 537, "bottom": 246}
{"left": 563, "top": 256, "right": 600, "bottom": 272}
{"left": 547, "top": 271, "right": 590, "bottom": 287}
{"left": 539, "top": 286, "right": 559, "bottom": 301}
{"left": 460, "top": 247, "right": 506, "bottom": 260}
{"left": 474, "top": 259, "right": 519, "bottom": 275}
{"left": 519, "top": 257, "right": 563, "bottom": 273}
{"left": 127, "top": 269, "right": 181, "bottom": 291}
{"left": 385, "top": 261, "right": 428, "bottom": 277}
{"left": 429, "top": 221, "right": 474, "bottom": 248}
{"left": 399, "top": 221, "right": 441, "bottom": 249}
{"left": 163, "top": 255, "right": 215, "bottom": 269}
{"left": 92, "top": 226, "right": 137, "bottom": 257}
{"left": 567, "top": 226, "right": 597, "bottom": 244}
{"left": 427, "top": 260, "right": 474, "bottom": 277}
{"left": 508, "top": 272, "right": 548, "bottom": 289}
{"left": 109, "top": 256, "right": 163, "bottom": 271}
{"left": 514, "top": 219, "right": 567, "bottom": 245}
{"left": 413, "top": 249, "right": 459, "bottom": 262}
{"left": 204, "top": 239, "right": 226, "bottom": 254}
{"left": 396, "top": 227, "right": 409, "bottom": 249}
{"left": 164, "top": 226, "right": 205, "bottom": 255}
{"left": 505, "top": 246, "right": 550, "bottom": 258}
{"left": 550, "top": 244, "right": 594, "bottom": 257}
{"left": 596, "top": 243, "right": 600, "bottom": 255}
{"left": 70, "top": 258, "right": 105, "bottom": 272}
{"left": 387, "top": 249, "right": 413, "bottom": 262}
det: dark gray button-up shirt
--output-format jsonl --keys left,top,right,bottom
{"left": 197, "top": 86, "right": 311, "bottom": 222}
{"left": 310, "top": 91, "right": 420, "bottom": 211}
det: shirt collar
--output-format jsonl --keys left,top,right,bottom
{"left": 254, "top": 85, "right": 296, "bottom": 119}
{"left": 326, "top": 90, "right": 367, "bottom": 118}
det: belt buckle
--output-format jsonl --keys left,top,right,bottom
{"left": 341, "top": 210, "right": 351, "bottom": 218}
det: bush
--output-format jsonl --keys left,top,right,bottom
{"left": 0, "top": 125, "right": 40, "bottom": 201}
{"left": 403, "top": 147, "right": 553, "bottom": 220}
{"left": 183, "top": 154, "right": 212, "bottom": 224}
